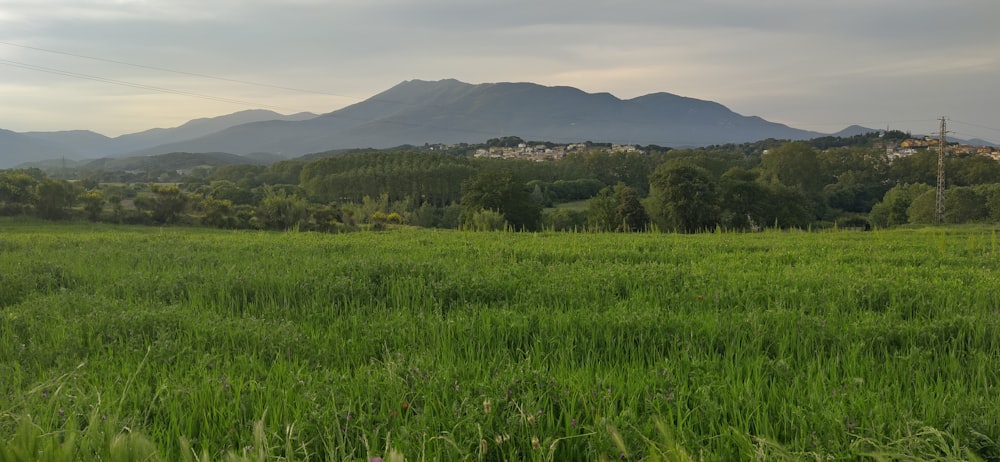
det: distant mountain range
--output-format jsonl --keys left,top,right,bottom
{"left": 2, "top": 79, "right": 991, "bottom": 170}
{"left": 2, "top": 110, "right": 316, "bottom": 169}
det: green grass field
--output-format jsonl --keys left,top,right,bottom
{"left": 1, "top": 220, "right": 998, "bottom": 461}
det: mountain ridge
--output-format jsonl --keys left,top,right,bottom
{"left": 7, "top": 110, "right": 318, "bottom": 167}
{"left": 117, "top": 79, "right": 837, "bottom": 159}
{"left": 6, "top": 79, "right": 962, "bottom": 169}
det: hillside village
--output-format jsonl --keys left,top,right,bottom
{"left": 473, "top": 142, "right": 644, "bottom": 161}
{"left": 885, "top": 137, "right": 1000, "bottom": 162}
{"left": 465, "top": 136, "right": 1000, "bottom": 163}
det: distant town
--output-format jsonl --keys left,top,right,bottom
{"left": 464, "top": 136, "right": 1000, "bottom": 163}
{"left": 885, "top": 137, "right": 1000, "bottom": 162}
{"left": 473, "top": 142, "right": 644, "bottom": 161}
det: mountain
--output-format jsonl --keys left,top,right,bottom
{"left": 79, "top": 151, "right": 272, "bottom": 172}
{"left": 123, "top": 79, "right": 825, "bottom": 157}
{"left": 832, "top": 125, "right": 880, "bottom": 137}
{"left": 13, "top": 110, "right": 318, "bottom": 163}
{"left": 968, "top": 138, "right": 997, "bottom": 148}
{"left": 14, "top": 80, "right": 927, "bottom": 168}
{"left": 18, "top": 130, "right": 114, "bottom": 158}
{"left": 108, "top": 110, "right": 317, "bottom": 156}
{"left": 0, "top": 129, "right": 80, "bottom": 169}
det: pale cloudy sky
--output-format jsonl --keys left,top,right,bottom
{"left": 1, "top": 0, "right": 998, "bottom": 142}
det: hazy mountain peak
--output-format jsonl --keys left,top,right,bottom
{"left": 3, "top": 79, "right": 839, "bottom": 166}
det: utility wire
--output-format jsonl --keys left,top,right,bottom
{"left": 3, "top": 41, "right": 997, "bottom": 143}
{"left": 0, "top": 58, "right": 305, "bottom": 113}
{"left": 950, "top": 119, "right": 1000, "bottom": 134}
{"left": 0, "top": 40, "right": 361, "bottom": 101}
{"left": 0, "top": 57, "right": 523, "bottom": 140}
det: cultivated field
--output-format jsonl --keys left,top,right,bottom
{"left": 1, "top": 220, "right": 998, "bottom": 461}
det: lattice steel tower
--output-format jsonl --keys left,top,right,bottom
{"left": 935, "top": 116, "right": 947, "bottom": 224}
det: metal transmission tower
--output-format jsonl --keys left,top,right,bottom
{"left": 935, "top": 116, "right": 947, "bottom": 224}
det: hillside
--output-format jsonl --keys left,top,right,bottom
{"left": 136, "top": 79, "right": 823, "bottom": 157}
{"left": 0, "top": 129, "right": 80, "bottom": 168}
{"left": 8, "top": 110, "right": 318, "bottom": 166}
{"left": 78, "top": 151, "right": 271, "bottom": 173}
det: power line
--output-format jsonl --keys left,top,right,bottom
{"left": 3, "top": 41, "right": 998, "bottom": 144}
{"left": 0, "top": 58, "right": 306, "bottom": 113}
{"left": 0, "top": 40, "right": 361, "bottom": 101}
{"left": 949, "top": 119, "right": 1000, "bottom": 134}
{"left": 0, "top": 57, "right": 526, "bottom": 141}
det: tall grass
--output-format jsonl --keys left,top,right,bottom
{"left": 1, "top": 220, "right": 998, "bottom": 460}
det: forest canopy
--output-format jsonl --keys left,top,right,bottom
{"left": 3, "top": 132, "right": 999, "bottom": 232}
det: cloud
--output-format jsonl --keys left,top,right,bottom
{"left": 0, "top": 0, "right": 998, "bottom": 140}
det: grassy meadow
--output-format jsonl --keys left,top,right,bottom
{"left": 1, "top": 220, "right": 998, "bottom": 461}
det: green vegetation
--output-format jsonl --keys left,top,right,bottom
{"left": 2, "top": 220, "right": 998, "bottom": 460}
{"left": 5, "top": 132, "right": 1000, "bottom": 234}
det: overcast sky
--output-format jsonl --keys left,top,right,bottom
{"left": 1, "top": 0, "right": 998, "bottom": 143}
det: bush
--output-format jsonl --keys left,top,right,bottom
{"left": 462, "top": 209, "right": 507, "bottom": 231}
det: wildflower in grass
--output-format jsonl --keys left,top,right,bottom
{"left": 370, "top": 457, "right": 383, "bottom": 462}
{"left": 57, "top": 409, "right": 64, "bottom": 416}
{"left": 571, "top": 419, "right": 577, "bottom": 427}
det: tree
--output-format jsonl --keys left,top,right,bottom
{"left": 761, "top": 184, "right": 815, "bottom": 229}
{"left": 209, "top": 180, "right": 255, "bottom": 206}
{"left": 944, "top": 187, "right": 989, "bottom": 223}
{"left": 142, "top": 184, "right": 189, "bottom": 224}
{"left": 614, "top": 184, "right": 648, "bottom": 232}
{"left": 950, "top": 155, "right": 1000, "bottom": 186}
{"left": 759, "top": 142, "right": 827, "bottom": 196}
{"left": 198, "top": 197, "right": 237, "bottom": 229}
{"left": 586, "top": 187, "right": 617, "bottom": 231}
{"left": 254, "top": 186, "right": 308, "bottom": 231}
{"left": 34, "top": 178, "right": 76, "bottom": 220}
{"left": 906, "top": 190, "right": 937, "bottom": 224}
{"left": 869, "top": 183, "right": 933, "bottom": 228}
{"left": 79, "top": 189, "right": 105, "bottom": 221}
{"left": 888, "top": 151, "right": 937, "bottom": 186}
{"left": 648, "top": 163, "right": 720, "bottom": 233}
{"left": 585, "top": 183, "right": 648, "bottom": 232}
{"left": 719, "top": 167, "right": 769, "bottom": 230}
{"left": 463, "top": 209, "right": 508, "bottom": 231}
{"left": 460, "top": 169, "right": 541, "bottom": 231}
{"left": 0, "top": 171, "right": 39, "bottom": 215}
{"left": 819, "top": 147, "right": 891, "bottom": 213}
{"left": 543, "top": 209, "right": 587, "bottom": 231}
{"left": 982, "top": 184, "right": 1000, "bottom": 223}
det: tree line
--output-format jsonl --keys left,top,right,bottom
{"left": 2, "top": 134, "right": 1000, "bottom": 232}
